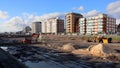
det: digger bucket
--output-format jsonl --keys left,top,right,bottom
{"left": 102, "top": 38, "right": 108, "bottom": 44}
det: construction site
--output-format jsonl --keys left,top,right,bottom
{"left": 0, "top": 34, "right": 120, "bottom": 68}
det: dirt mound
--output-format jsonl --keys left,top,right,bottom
{"left": 87, "top": 44, "right": 116, "bottom": 57}
{"left": 72, "top": 44, "right": 117, "bottom": 58}
{"left": 62, "top": 43, "right": 75, "bottom": 51}
{"left": 72, "top": 49, "right": 90, "bottom": 55}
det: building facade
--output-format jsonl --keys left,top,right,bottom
{"left": 42, "top": 18, "right": 64, "bottom": 34}
{"left": 32, "top": 22, "right": 41, "bottom": 33}
{"left": 79, "top": 18, "right": 86, "bottom": 34}
{"left": 66, "top": 12, "right": 83, "bottom": 33}
{"left": 117, "top": 24, "right": 120, "bottom": 35}
{"left": 79, "top": 14, "right": 116, "bottom": 34}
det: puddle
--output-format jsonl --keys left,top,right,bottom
{"left": 25, "top": 61, "right": 66, "bottom": 68}
{"left": 0, "top": 46, "right": 8, "bottom": 51}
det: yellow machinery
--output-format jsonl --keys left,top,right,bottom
{"left": 91, "top": 36, "right": 112, "bottom": 44}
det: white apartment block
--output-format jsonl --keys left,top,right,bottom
{"left": 79, "top": 18, "right": 86, "bottom": 34}
{"left": 79, "top": 14, "right": 116, "bottom": 34}
{"left": 42, "top": 18, "right": 64, "bottom": 34}
{"left": 32, "top": 22, "right": 41, "bottom": 33}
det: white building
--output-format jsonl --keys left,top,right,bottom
{"left": 32, "top": 22, "right": 41, "bottom": 33}
{"left": 42, "top": 18, "right": 64, "bottom": 34}
{"left": 79, "top": 18, "right": 86, "bottom": 34}
{"left": 79, "top": 14, "right": 116, "bottom": 34}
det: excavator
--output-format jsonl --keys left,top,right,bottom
{"left": 88, "top": 36, "right": 112, "bottom": 43}
{"left": 22, "top": 33, "right": 40, "bottom": 44}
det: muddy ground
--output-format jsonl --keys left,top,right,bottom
{"left": 0, "top": 35, "right": 120, "bottom": 68}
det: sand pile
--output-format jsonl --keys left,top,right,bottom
{"left": 62, "top": 43, "right": 75, "bottom": 51}
{"left": 87, "top": 44, "right": 116, "bottom": 57}
{"left": 72, "top": 49, "right": 90, "bottom": 55}
{"left": 72, "top": 44, "right": 116, "bottom": 58}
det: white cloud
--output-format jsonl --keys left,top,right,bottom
{"left": 0, "top": 10, "right": 9, "bottom": 19}
{"left": 38, "top": 12, "right": 65, "bottom": 20}
{"left": 107, "top": 1, "right": 120, "bottom": 24}
{"left": 0, "top": 12, "right": 65, "bottom": 32}
{"left": 21, "top": 12, "right": 65, "bottom": 22}
{"left": 73, "top": 6, "right": 84, "bottom": 11}
{"left": 116, "top": 19, "right": 120, "bottom": 24}
{"left": 1, "top": 16, "right": 27, "bottom": 32}
{"left": 107, "top": 1, "right": 120, "bottom": 14}
{"left": 83, "top": 10, "right": 101, "bottom": 17}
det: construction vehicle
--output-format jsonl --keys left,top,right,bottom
{"left": 88, "top": 36, "right": 112, "bottom": 43}
{"left": 93, "top": 36, "right": 104, "bottom": 43}
{"left": 23, "top": 33, "right": 40, "bottom": 44}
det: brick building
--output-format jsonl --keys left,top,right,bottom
{"left": 66, "top": 12, "right": 83, "bottom": 33}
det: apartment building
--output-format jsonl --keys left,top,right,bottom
{"left": 42, "top": 18, "right": 64, "bottom": 34}
{"left": 79, "top": 14, "right": 116, "bottom": 34}
{"left": 106, "top": 15, "right": 116, "bottom": 34}
{"left": 66, "top": 12, "right": 83, "bottom": 33}
{"left": 117, "top": 24, "right": 120, "bottom": 35}
{"left": 32, "top": 22, "right": 41, "bottom": 33}
{"left": 79, "top": 18, "right": 86, "bottom": 34}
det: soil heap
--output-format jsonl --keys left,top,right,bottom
{"left": 72, "top": 44, "right": 116, "bottom": 58}
{"left": 62, "top": 43, "right": 75, "bottom": 52}
{"left": 87, "top": 44, "right": 116, "bottom": 57}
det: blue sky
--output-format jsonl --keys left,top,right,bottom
{"left": 0, "top": 0, "right": 114, "bottom": 15}
{"left": 0, "top": 0, "right": 120, "bottom": 32}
